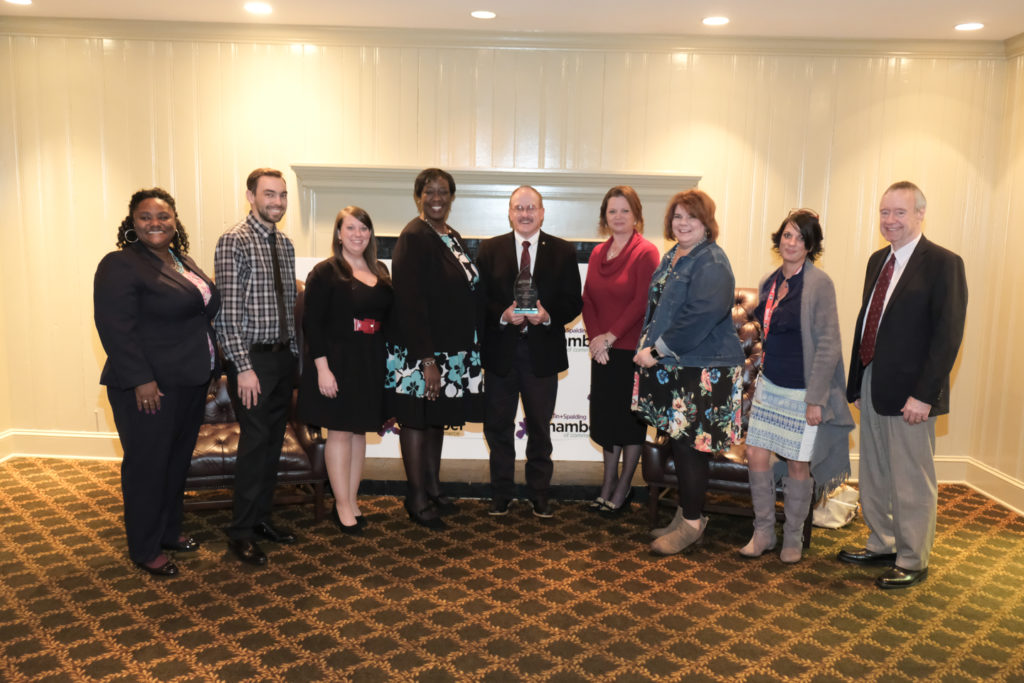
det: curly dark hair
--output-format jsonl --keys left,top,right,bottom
{"left": 116, "top": 187, "right": 190, "bottom": 253}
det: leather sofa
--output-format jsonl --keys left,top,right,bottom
{"left": 640, "top": 287, "right": 813, "bottom": 547}
{"left": 183, "top": 281, "right": 328, "bottom": 521}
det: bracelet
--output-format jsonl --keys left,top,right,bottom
{"left": 422, "top": 358, "right": 437, "bottom": 368}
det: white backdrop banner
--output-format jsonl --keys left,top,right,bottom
{"left": 298, "top": 258, "right": 606, "bottom": 462}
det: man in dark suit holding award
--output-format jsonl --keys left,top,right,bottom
{"left": 839, "top": 181, "right": 968, "bottom": 589}
{"left": 477, "top": 186, "right": 583, "bottom": 518}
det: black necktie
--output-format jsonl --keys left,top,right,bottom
{"left": 268, "top": 231, "right": 288, "bottom": 343}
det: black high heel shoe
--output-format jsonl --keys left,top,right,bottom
{"left": 135, "top": 555, "right": 179, "bottom": 577}
{"left": 331, "top": 507, "right": 363, "bottom": 535}
{"left": 405, "top": 501, "right": 447, "bottom": 530}
{"left": 427, "top": 493, "right": 460, "bottom": 516}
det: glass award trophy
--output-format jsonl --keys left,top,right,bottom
{"left": 513, "top": 266, "right": 539, "bottom": 315}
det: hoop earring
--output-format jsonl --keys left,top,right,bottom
{"left": 124, "top": 228, "right": 139, "bottom": 244}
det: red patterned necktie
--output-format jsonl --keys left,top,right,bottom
{"left": 859, "top": 254, "right": 895, "bottom": 366}
{"left": 518, "top": 241, "right": 531, "bottom": 332}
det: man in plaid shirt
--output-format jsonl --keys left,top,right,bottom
{"left": 214, "top": 168, "right": 299, "bottom": 566}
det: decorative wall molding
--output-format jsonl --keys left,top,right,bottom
{"left": 0, "top": 429, "right": 121, "bottom": 461}
{"left": 1007, "top": 32, "right": 1024, "bottom": 58}
{"left": 0, "top": 18, "right": 1011, "bottom": 60}
{"left": 291, "top": 164, "right": 701, "bottom": 248}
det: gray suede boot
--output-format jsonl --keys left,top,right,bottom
{"left": 739, "top": 470, "right": 778, "bottom": 557}
{"left": 651, "top": 505, "right": 684, "bottom": 538}
{"left": 650, "top": 515, "right": 707, "bottom": 555}
{"left": 780, "top": 476, "right": 814, "bottom": 563}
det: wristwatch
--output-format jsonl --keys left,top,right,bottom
{"left": 649, "top": 347, "right": 662, "bottom": 360}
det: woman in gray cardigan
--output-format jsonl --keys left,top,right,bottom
{"left": 740, "top": 210, "right": 853, "bottom": 563}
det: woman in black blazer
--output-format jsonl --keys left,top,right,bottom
{"left": 94, "top": 188, "right": 220, "bottom": 577}
{"left": 386, "top": 168, "right": 484, "bottom": 529}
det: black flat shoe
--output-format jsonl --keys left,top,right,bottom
{"left": 228, "top": 538, "right": 268, "bottom": 566}
{"left": 428, "top": 494, "right": 460, "bottom": 516}
{"left": 837, "top": 548, "right": 897, "bottom": 566}
{"left": 598, "top": 501, "right": 625, "bottom": 519}
{"left": 876, "top": 566, "right": 928, "bottom": 589}
{"left": 135, "top": 556, "right": 179, "bottom": 577}
{"left": 355, "top": 515, "right": 368, "bottom": 528}
{"left": 331, "top": 507, "right": 364, "bottom": 536}
{"left": 405, "top": 501, "right": 447, "bottom": 529}
{"left": 254, "top": 521, "right": 296, "bottom": 545}
{"left": 599, "top": 489, "right": 635, "bottom": 518}
{"left": 162, "top": 536, "right": 200, "bottom": 553}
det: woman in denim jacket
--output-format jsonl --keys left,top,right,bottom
{"left": 633, "top": 189, "right": 745, "bottom": 555}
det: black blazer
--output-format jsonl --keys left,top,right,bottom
{"left": 94, "top": 242, "right": 221, "bottom": 389}
{"left": 477, "top": 231, "right": 583, "bottom": 377}
{"left": 390, "top": 218, "right": 483, "bottom": 361}
{"left": 847, "top": 235, "right": 967, "bottom": 416}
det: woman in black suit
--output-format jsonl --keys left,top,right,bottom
{"left": 386, "top": 168, "right": 484, "bottom": 529}
{"left": 94, "top": 188, "right": 220, "bottom": 577}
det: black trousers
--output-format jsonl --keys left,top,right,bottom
{"left": 484, "top": 337, "right": 558, "bottom": 500}
{"left": 226, "top": 349, "right": 297, "bottom": 540}
{"left": 108, "top": 382, "right": 208, "bottom": 564}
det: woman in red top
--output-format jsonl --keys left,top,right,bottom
{"left": 582, "top": 186, "right": 660, "bottom": 516}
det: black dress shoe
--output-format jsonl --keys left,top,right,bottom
{"left": 531, "top": 498, "right": 554, "bottom": 519}
{"left": 428, "top": 494, "right": 460, "bottom": 516}
{"left": 330, "top": 507, "right": 364, "bottom": 536}
{"left": 162, "top": 536, "right": 200, "bottom": 553}
{"left": 135, "top": 556, "right": 179, "bottom": 577}
{"left": 228, "top": 538, "right": 268, "bottom": 566}
{"left": 254, "top": 522, "right": 297, "bottom": 544}
{"left": 405, "top": 501, "right": 447, "bottom": 529}
{"left": 488, "top": 497, "right": 512, "bottom": 516}
{"left": 876, "top": 566, "right": 928, "bottom": 589}
{"left": 837, "top": 548, "right": 897, "bottom": 566}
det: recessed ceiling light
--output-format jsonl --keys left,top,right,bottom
{"left": 471, "top": 10, "right": 496, "bottom": 20}
{"left": 954, "top": 22, "right": 984, "bottom": 32}
{"left": 244, "top": 2, "right": 272, "bottom": 15}
{"left": 5, "top": 0, "right": 34, "bottom": 6}
{"left": 702, "top": 16, "right": 730, "bottom": 27}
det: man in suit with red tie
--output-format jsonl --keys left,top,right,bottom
{"left": 839, "top": 181, "right": 968, "bottom": 589}
{"left": 477, "top": 186, "right": 583, "bottom": 518}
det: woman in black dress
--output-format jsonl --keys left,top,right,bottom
{"left": 297, "top": 206, "right": 393, "bottom": 534}
{"left": 386, "top": 168, "right": 484, "bottom": 529}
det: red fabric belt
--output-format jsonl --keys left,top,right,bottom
{"left": 353, "top": 318, "right": 382, "bottom": 334}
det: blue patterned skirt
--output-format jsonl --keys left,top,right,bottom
{"left": 631, "top": 363, "right": 743, "bottom": 452}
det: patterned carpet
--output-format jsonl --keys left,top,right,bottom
{"left": 2, "top": 457, "right": 1023, "bottom": 682}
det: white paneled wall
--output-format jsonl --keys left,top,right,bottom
{"left": 1, "top": 20, "right": 1021, "bottom": 506}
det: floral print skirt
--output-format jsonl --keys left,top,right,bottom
{"left": 631, "top": 363, "right": 744, "bottom": 452}
{"left": 384, "top": 336, "right": 484, "bottom": 429}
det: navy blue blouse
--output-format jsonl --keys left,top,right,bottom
{"left": 754, "top": 268, "right": 805, "bottom": 389}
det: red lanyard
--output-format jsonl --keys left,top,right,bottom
{"left": 761, "top": 266, "right": 801, "bottom": 370}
